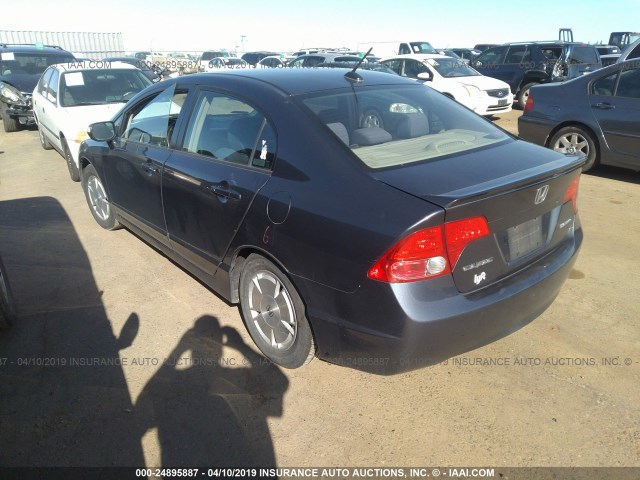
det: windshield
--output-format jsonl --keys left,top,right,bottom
{"left": 410, "top": 42, "right": 437, "bottom": 54}
{"left": 60, "top": 69, "right": 151, "bottom": 107}
{"left": 299, "top": 84, "right": 510, "bottom": 169}
{"left": 0, "top": 53, "right": 76, "bottom": 76}
{"left": 426, "top": 58, "right": 480, "bottom": 77}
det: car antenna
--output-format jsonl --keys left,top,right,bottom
{"left": 344, "top": 47, "right": 373, "bottom": 83}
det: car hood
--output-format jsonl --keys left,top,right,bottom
{"left": 62, "top": 103, "right": 126, "bottom": 131}
{"left": 453, "top": 75, "right": 510, "bottom": 91}
{"left": 0, "top": 73, "right": 40, "bottom": 94}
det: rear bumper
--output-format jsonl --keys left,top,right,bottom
{"left": 518, "top": 115, "right": 555, "bottom": 146}
{"left": 295, "top": 223, "right": 582, "bottom": 374}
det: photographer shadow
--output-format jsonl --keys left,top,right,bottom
{"left": 135, "top": 315, "right": 289, "bottom": 467}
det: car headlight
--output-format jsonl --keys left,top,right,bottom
{"left": 0, "top": 82, "right": 27, "bottom": 106}
{"left": 462, "top": 84, "right": 483, "bottom": 98}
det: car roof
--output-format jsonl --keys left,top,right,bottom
{"left": 50, "top": 61, "right": 140, "bottom": 72}
{"left": 383, "top": 54, "right": 451, "bottom": 61}
{"left": 165, "top": 68, "right": 415, "bottom": 96}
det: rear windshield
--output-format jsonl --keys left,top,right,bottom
{"left": 0, "top": 52, "right": 75, "bottom": 76}
{"left": 300, "top": 84, "right": 511, "bottom": 169}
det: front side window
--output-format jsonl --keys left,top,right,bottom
{"left": 182, "top": 90, "right": 276, "bottom": 169}
{"left": 123, "top": 85, "right": 186, "bottom": 147}
{"left": 300, "top": 84, "right": 511, "bottom": 170}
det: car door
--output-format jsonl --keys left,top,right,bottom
{"left": 34, "top": 67, "right": 62, "bottom": 150}
{"left": 162, "top": 88, "right": 273, "bottom": 275}
{"left": 590, "top": 66, "right": 640, "bottom": 168}
{"left": 101, "top": 83, "right": 186, "bottom": 241}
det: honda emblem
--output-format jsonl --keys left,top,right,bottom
{"left": 534, "top": 185, "right": 549, "bottom": 204}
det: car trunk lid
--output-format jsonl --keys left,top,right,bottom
{"left": 372, "top": 139, "right": 584, "bottom": 293}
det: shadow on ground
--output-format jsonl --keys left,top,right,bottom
{"left": 0, "top": 197, "right": 288, "bottom": 467}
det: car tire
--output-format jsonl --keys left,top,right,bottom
{"left": 1, "top": 103, "right": 19, "bottom": 133}
{"left": 38, "top": 122, "right": 53, "bottom": 150}
{"left": 517, "top": 82, "right": 537, "bottom": 110}
{"left": 549, "top": 126, "right": 599, "bottom": 172}
{"left": 238, "top": 254, "right": 316, "bottom": 369}
{"left": 360, "top": 109, "right": 385, "bottom": 129}
{"left": 81, "top": 164, "right": 121, "bottom": 230}
{"left": 62, "top": 139, "right": 80, "bottom": 182}
{"left": 0, "top": 255, "right": 16, "bottom": 330}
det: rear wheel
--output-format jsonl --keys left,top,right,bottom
{"left": 1, "top": 103, "right": 19, "bottom": 132}
{"left": 517, "top": 82, "right": 537, "bottom": 110}
{"left": 549, "top": 126, "right": 598, "bottom": 172}
{"left": 62, "top": 139, "right": 80, "bottom": 182}
{"left": 238, "top": 254, "right": 315, "bottom": 369}
{"left": 81, "top": 164, "right": 121, "bottom": 230}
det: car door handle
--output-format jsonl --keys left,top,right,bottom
{"left": 593, "top": 102, "right": 615, "bottom": 110}
{"left": 140, "top": 162, "right": 159, "bottom": 175}
{"left": 206, "top": 182, "right": 241, "bottom": 201}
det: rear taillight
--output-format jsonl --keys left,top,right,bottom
{"left": 368, "top": 216, "right": 490, "bottom": 283}
{"left": 564, "top": 176, "right": 580, "bottom": 213}
{"left": 524, "top": 93, "right": 534, "bottom": 111}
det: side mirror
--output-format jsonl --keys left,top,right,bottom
{"left": 88, "top": 121, "right": 116, "bottom": 142}
{"left": 417, "top": 72, "right": 433, "bottom": 82}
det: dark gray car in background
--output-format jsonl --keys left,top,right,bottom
{"left": 519, "top": 59, "right": 640, "bottom": 172}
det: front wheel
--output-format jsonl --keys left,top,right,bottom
{"left": 1, "top": 103, "right": 19, "bottom": 133}
{"left": 81, "top": 164, "right": 121, "bottom": 230}
{"left": 238, "top": 254, "right": 315, "bottom": 369}
{"left": 549, "top": 126, "right": 598, "bottom": 172}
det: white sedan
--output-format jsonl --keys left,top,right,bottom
{"left": 32, "top": 61, "right": 152, "bottom": 181}
{"left": 381, "top": 54, "right": 513, "bottom": 116}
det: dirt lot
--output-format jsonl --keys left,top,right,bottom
{"left": 1, "top": 109, "right": 639, "bottom": 475}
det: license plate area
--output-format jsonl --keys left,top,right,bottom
{"left": 498, "top": 99, "right": 509, "bottom": 106}
{"left": 506, "top": 216, "right": 543, "bottom": 261}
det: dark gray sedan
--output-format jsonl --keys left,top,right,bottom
{"left": 79, "top": 69, "right": 583, "bottom": 373}
{"left": 519, "top": 59, "right": 640, "bottom": 172}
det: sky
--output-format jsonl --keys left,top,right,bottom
{"left": 6, "top": 0, "right": 640, "bottom": 54}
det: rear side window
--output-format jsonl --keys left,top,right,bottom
{"left": 182, "top": 90, "right": 276, "bottom": 169}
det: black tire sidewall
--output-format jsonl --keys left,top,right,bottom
{"left": 239, "top": 254, "right": 315, "bottom": 369}
{"left": 63, "top": 140, "right": 80, "bottom": 181}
